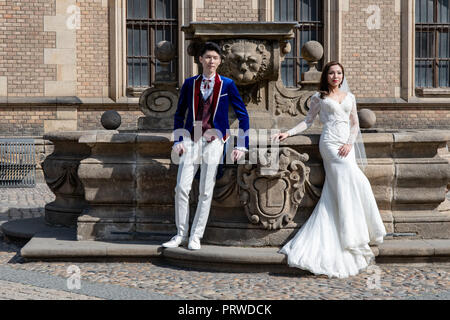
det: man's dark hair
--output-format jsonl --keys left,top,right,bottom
{"left": 199, "top": 42, "right": 222, "bottom": 57}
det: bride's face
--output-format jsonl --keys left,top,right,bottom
{"left": 327, "top": 65, "right": 343, "bottom": 89}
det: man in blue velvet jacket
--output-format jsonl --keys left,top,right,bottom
{"left": 163, "top": 42, "right": 249, "bottom": 250}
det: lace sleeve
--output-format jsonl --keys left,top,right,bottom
{"left": 287, "top": 93, "right": 321, "bottom": 137}
{"left": 347, "top": 93, "right": 359, "bottom": 145}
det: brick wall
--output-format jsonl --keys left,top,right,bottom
{"left": 0, "top": 107, "right": 56, "bottom": 136}
{"left": 0, "top": 0, "right": 56, "bottom": 96}
{"left": 196, "top": 0, "right": 258, "bottom": 21}
{"left": 341, "top": 0, "right": 401, "bottom": 98}
{"left": 77, "top": 105, "right": 143, "bottom": 131}
{"left": 76, "top": 0, "right": 109, "bottom": 97}
{"left": 373, "top": 108, "right": 450, "bottom": 129}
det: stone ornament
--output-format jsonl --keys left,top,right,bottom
{"left": 139, "top": 86, "right": 179, "bottom": 118}
{"left": 237, "top": 147, "right": 310, "bottom": 230}
{"left": 219, "top": 39, "right": 272, "bottom": 85}
{"left": 155, "top": 40, "right": 176, "bottom": 63}
{"left": 301, "top": 40, "right": 323, "bottom": 73}
{"left": 101, "top": 110, "right": 121, "bottom": 130}
{"left": 358, "top": 108, "right": 377, "bottom": 128}
{"left": 218, "top": 39, "right": 273, "bottom": 105}
{"left": 43, "top": 161, "right": 84, "bottom": 196}
{"left": 274, "top": 79, "right": 315, "bottom": 117}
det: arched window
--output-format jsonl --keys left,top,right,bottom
{"left": 274, "top": 0, "right": 324, "bottom": 87}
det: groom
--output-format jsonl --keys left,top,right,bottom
{"left": 163, "top": 42, "right": 249, "bottom": 250}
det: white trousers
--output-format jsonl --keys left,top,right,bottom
{"left": 174, "top": 137, "right": 224, "bottom": 239}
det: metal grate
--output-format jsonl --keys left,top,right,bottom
{"left": 415, "top": 0, "right": 450, "bottom": 88}
{"left": 0, "top": 138, "right": 36, "bottom": 188}
{"left": 126, "top": 0, "right": 178, "bottom": 95}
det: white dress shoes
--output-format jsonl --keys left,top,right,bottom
{"left": 188, "top": 236, "right": 201, "bottom": 250}
{"left": 162, "top": 235, "right": 188, "bottom": 248}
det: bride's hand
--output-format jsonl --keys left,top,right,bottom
{"left": 272, "top": 132, "right": 290, "bottom": 142}
{"left": 338, "top": 144, "right": 352, "bottom": 157}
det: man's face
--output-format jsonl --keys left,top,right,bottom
{"left": 199, "top": 50, "right": 221, "bottom": 75}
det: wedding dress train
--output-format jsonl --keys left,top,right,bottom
{"left": 279, "top": 92, "right": 386, "bottom": 279}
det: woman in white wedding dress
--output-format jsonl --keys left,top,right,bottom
{"left": 273, "top": 61, "right": 386, "bottom": 279}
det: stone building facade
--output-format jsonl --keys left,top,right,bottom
{"left": 0, "top": 0, "right": 448, "bottom": 137}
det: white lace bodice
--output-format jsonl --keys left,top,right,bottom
{"left": 287, "top": 92, "right": 360, "bottom": 144}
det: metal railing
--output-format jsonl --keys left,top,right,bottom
{"left": 0, "top": 138, "right": 36, "bottom": 187}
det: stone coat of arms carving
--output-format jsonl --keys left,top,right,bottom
{"left": 237, "top": 147, "right": 310, "bottom": 230}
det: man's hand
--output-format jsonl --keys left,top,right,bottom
{"left": 173, "top": 143, "right": 186, "bottom": 156}
{"left": 231, "top": 149, "right": 245, "bottom": 161}
{"left": 338, "top": 143, "right": 352, "bottom": 158}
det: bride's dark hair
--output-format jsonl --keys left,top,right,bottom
{"left": 318, "top": 61, "right": 345, "bottom": 99}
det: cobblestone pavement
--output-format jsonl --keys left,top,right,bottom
{"left": 0, "top": 184, "right": 449, "bottom": 300}
{"left": 0, "top": 279, "right": 103, "bottom": 300}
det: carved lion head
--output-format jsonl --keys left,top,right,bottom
{"left": 219, "top": 40, "right": 271, "bottom": 85}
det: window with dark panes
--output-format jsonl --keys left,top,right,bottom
{"left": 127, "top": 0, "right": 178, "bottom": 96}
{"left": 275, "top": 0, "right": 324, "bottom": 87}
{"left": 415, "top": 0, "right": 450, "bottom": 88}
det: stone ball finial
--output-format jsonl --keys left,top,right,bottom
{"left": 101, "top": 110, "right": 121, "bottom": 130}
{"left": 301, "top": 41, "right": 324, "bottom": 63}
{"left": 358, "top": 109, "right": 377, "bottom": 128}
{"left": 155, "top": 40, "right": 176, "bottom": 63}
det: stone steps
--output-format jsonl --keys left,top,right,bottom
{"left": 2, "top": 218, "right": 449, "bottom": 273}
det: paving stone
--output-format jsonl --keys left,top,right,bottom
{"left": 0, "top": 185, "right": 449, "bottom": 300}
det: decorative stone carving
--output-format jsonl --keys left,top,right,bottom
{"left": 139, "top": 86, "right": 178, "bottom": 118}
{"left": 101, "top": 110, "right": 121, "bottom": 130}
{"left": 41, "top": 132, "right": 91, "bottom": 227}
{"left": 219, "top": 39, "right": 272, "bottom": 85}
{"left": 155, "top": 40, "right": 176, "bottom": 63}
{"left": 273, "top": 79, "right": 314, "bottom": 117}
{"left": 43, "top": 161, "right": 83, "bottom": 196}
{"left": 237, "top": 147, "right": 310, "bottom": 230}
{"left": 358, "top": 108, "right": 377, "bottom": 128}
{"left": 217, "top": 39, "right": 273, "bottom": 105}
{"left": 138, "top": 85, "right": 179, "bottom": 130}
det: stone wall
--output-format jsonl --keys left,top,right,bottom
{"left": 373, "top": 108, "right": 450, "bottom": 130}
{"left": 77, "top": 105, "right": 143, "bottom": 131}
{"left": 0, "top": 107, "right": 56, "bottom": 136}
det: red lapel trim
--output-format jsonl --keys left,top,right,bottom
{"left": 193, "top": 75, "right": 202, "bottom": 121}
{"left": 211, "top": 74, "right": 222, "bottom": 122}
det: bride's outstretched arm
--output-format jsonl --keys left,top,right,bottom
{"left": 284, "top": 94, "right": 321, "bottom": 138}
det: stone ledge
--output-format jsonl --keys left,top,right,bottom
{"left": 5, "top": 218, "right": 450, "bottom": 268}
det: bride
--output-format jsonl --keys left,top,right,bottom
{"left": 273, "top": 61, "right": 386, "bottom": 279}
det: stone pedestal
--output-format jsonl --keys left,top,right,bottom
{"left": 41, "top": 129, "right": 450, "bottom": 244}
{"left": 42, "top": 131, "right": 92, "bottom": 227}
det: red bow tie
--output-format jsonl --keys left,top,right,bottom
{"left": 202, "top": 79, "right": 212, "bottom": 90}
